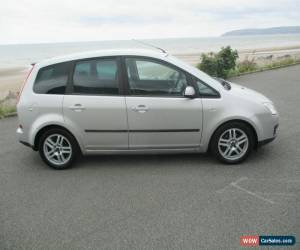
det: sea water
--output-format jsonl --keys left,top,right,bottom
{"left": 0, "top": 34, "right": 299, "bottom": 68}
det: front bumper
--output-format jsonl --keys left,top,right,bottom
{"left": 257, "top": 137, "right": 276, "bottom": 147}
{"left": 257, "top": 124, "right": 278, "bottom": 147}
{"left": 256, "top": 110, "right": 279, "bottom": 139}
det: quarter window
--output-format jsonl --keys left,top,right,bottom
{"left": 73, "top": 58, "right": 119, "bottom": 95}
{"left": 33, "top": 63, "right": 69, "bottom": 94}
{"left": 125, "top": 58, "right": 188, "bottom": 96}
{"left": 196, "top": 78, "right": 220, "bottom": 98}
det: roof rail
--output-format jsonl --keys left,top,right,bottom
{"left": 132, "top": 39, "right": 168, "bottom": 54}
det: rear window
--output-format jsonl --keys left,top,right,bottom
{"left": 33, "top": 63, "right": 69, "bottom": 94}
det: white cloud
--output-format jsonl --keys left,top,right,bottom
{"left": 0, "top": 0, "right": 299, "bottom": 44}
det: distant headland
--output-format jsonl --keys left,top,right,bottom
{"left": 222, "top": 26, "right": 300, "bottom": 36}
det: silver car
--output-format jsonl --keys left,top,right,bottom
{"left": 17, "top": 49, "right": 279, "bottom": 169}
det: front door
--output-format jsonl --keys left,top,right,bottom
{"left": 63, "top": 57, "right": 128, "bottom": 151}
{"left": 124, "top": 57, "right": 203, "bottom": 149}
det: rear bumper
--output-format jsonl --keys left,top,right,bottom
{"left": 19, "top": 140, "right": 33, "bottom": 148}
{"left": 17, "top": 126, "right": 33, "bottom": 149}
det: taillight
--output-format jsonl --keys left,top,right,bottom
{"left": 17, "top": 65, "right": 34, "bottom": 104}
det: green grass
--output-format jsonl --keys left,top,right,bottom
{"left": 262, "top": 58, "right": 297, "bottom": 70}
{"left": 0, "top": 105, "right": 16, "bottom": 118}
{"left": 229, "top": 57, "right": 300, "bottom": 77}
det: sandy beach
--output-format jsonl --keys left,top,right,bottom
{"left": 1, "top": 45, "right": 300, "bottom": 101}
{"left": 0, "top": 67, "right": 28, "bottom": 99}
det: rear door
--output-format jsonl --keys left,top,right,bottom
{"left": 63, "top": 57, "right": 128, "bottom": 151}
{"left": 124, "top": 57, "right": 203, "bottom": 149}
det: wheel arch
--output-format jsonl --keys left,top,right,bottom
{"left": 208, "top": 119, "right": 258, "bottom": 151}
{"left": 33, "top": 124, "right": 82, "bottom": 153}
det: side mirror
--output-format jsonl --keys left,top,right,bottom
{"left": 184, "top": 86, "right": 196, "bottom": 98}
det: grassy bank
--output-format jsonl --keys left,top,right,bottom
{"left": 229, "top": 57, "right": 300, "bottom": 77}
{"left": 0, "top": 105, "right": 16, "bottom": 118}
{"left": 197, "top": 46, "right": 300, "bottom": 79}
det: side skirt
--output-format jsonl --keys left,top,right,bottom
{"left": 84, "top": 147, "right": 202, "bottom": 155}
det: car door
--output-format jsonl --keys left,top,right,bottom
{"left": 63, "top": 57, "right": 128, "bottom": 151}
{"left": 124, "top": 56, "right": 203, "bottom": 149}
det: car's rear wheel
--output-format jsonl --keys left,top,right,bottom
{"left": 210, "top": 122, "right": 254, "bottom": 164}
{"left": 38, "top": 128, "right": 79, "bottom": 169}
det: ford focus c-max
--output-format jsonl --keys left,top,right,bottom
{"left": 17, "top": 49, "right": 279, "bottom": 169}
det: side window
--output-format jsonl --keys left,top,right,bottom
{"left": 33, "top": 63, "right": 69, "bottom": 94}
{"left": 125, "top": 58, "right": 188, "bottom": 96}
{"left": 73, "top": 58, "right": 119, "bottom": 95}
{"left": 195, "top": 78, "right": 220, "bottom": 98}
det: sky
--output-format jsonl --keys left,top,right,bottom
{"left": 1, "top": 0, "right": 300, "bottom": 44}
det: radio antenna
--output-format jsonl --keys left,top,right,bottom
{"left": 132, "top": 39, "right": 167, "bottom": 54}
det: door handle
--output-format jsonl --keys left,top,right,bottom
{"left": 131, "top": 105, "right": 148, "bottom": 113}
{"left": 69, "top": 104, "right": 86, "bottom": 112}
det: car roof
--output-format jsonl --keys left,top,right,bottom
{"left": 36, "top": 49, "right": 168, "bottom": 68}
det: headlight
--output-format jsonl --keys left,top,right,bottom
{"left": 263, "top": 102, "right": 277, "bottom": 115}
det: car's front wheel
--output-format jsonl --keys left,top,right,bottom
{"left": 210, "top": 122, "right": 255, "bottom": 164}
{"left": 38, "top": 128, "right": 79, "bottom": 169}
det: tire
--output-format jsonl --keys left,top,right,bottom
{"left": 210, "top": 121, "right": 255, "bottom": 164}
{"left": 38, "top": 128, "right": 79, "bottom": 169}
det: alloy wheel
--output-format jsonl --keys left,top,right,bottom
{"left": 43, "top": 134, "right": 72, "bottom": 166}
{"left": 218, "top": 128, "right": 249, "bottom": 161}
